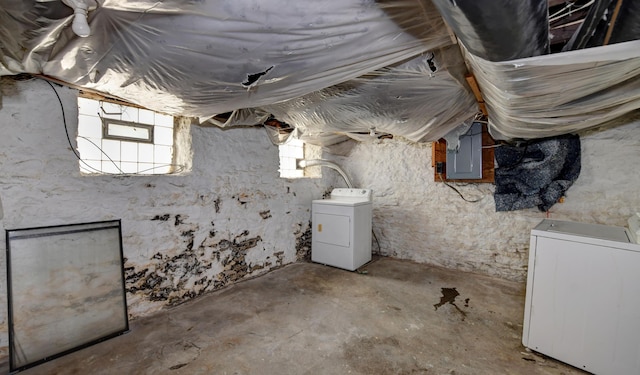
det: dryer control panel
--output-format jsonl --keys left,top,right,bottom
{"left": 330, "top": 188, "right": 372, "bottom": 201}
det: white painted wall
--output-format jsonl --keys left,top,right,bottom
{"left": 331, "top": 119, "right": 640, "bottom": 281}
{"left": 0, "top": 78, "right": 330, "bottom": 359}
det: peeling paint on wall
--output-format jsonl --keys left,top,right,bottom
{"left": 209, "top": 222, "right": 217, "bottom": 237}
{"left": 151, "top": 214, "right": 171, "bottom": 221}
{"left": 322, "top": 189, "right": 332, "bottom": 199}
{"left": 260, "top": 210, "right": 272, "bottom": 219}
{"left": 295, "top": 221, "right": 312, "bottom": 261}
{"left": 125, "top": 225, "right": 265, "bottom": 307}
{"left": 122, "top": 213, "right": 295, "bottom": 308}
{"left": 175, "top": 214, "right": 185, "bottom": 226}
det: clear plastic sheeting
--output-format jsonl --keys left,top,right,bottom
{"left": 464, "top": 40, "right": 640, "bottom": 140}
{"left": 260, "top": 47, "right": 478, "bottom": 143}
{"left": 0, "top": 1, "right": 77, "bottom": 75}
{"left": 204, "top": 108, "right": 270, "bottom": 128}
{"left": 1, "top": 0, "right": 453, "bottom": 120}
{"left": 264, "top": 124, "right": 296, "bottom": 146}
{"left": 442, "top": 120, "right": 474, "bottom": 151}
{"left": 4, "top": 1, "right": 639, "bottom": 145}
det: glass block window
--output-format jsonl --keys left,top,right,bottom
{"left": 77, "top": 97, "right": 177, "bottom": 175}
{"left": 278, "top": 138, "right": 305, "bottom": 178}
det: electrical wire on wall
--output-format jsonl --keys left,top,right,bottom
{"left": 372, "top": 228, "right": 381, "bottom": 254}
{"left": 437, "top": 173, "right": 484, "bottom": 203}
{"left": 77, "top": 134, "right": 124, "bottom": 174}
{"left": 43, "top": 79, "right": 100, "bottom": 172}
{"left": 470, "top": 113, "right": 502, "bottom": 150}
{"left": 43, "top": 78, "right": 185, "bottom": 175}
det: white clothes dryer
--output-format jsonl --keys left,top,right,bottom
{"left": 311, "top": 188, "right": 372, "bottom": 271}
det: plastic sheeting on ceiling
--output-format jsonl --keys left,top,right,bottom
{"left": 425, "top": 0, "right": 640, "bottom": 141}
{"left": 464, "top": 40, "right": 640, "bottom": 140}
{"left": 1, "top": 0, "right": 640, "bottom": 144}
{"left": 0, "top": 0, "right": 453, "bottom": 118}
{"left": 261, "top": 47, "right": 478, "bottom": 143}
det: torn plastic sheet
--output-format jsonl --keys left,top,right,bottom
{"left": 259, "top": 47, "right": 479, "bottom": 144}
{"left": 464, "top": 40, "right": 640, "bottom": 140}
{"left": 204, "top": 108, "right": 270, "bottom": 128}
{"left": 1, "top": 0, "right": 453, "bottom": 120}
{"left": 264, "top": 124, "right": 297, "bottom": 146}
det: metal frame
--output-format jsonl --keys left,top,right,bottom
{"left": 101, "top": 118, "right": 154, "bottom": 144}
{"left": 6, "top": 220, "right": 129, "bottom": 373}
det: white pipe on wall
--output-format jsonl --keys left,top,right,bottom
{"left": 298, "top": 159, "right": 354, "bottom": 188}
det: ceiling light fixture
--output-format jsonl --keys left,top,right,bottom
{"left": 62, "top": 0, "right": 98, "bottom": 37}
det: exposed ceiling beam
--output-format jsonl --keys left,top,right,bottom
{"left": 603, "top": 0, "right": 624, "bottom": 45}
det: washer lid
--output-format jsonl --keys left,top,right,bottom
{"left": 533, "top": 219, "right": 631, "bottom": 243}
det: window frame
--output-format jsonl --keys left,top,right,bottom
{"left": 101, "top": 118, "right": 155, "bottom": 144}
{"left": 76, "top": 94, "right": 180, "bottom": 175}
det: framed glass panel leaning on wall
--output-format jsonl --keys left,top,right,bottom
{"left": 76, "top": 95, "right": 187, "bottom": 175}
{"left": 5, "top": 220, "right": 129, "bottom": 373}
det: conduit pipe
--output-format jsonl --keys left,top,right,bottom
{"left": 298, "top": 159, "right": 354, "bottom": 188}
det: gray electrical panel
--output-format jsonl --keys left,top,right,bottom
{"left": 446, "top": 122, "right": 483, "bottom": 179}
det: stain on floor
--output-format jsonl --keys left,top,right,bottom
{"left": 434, "top": 287, "right": 467, "bottom": 320}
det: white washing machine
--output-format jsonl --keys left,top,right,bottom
{"left": 523, "top": 219, "right": 640, "bottom": 375}
{"left": 312, "top": 188, "right": 372, "bottom": 271}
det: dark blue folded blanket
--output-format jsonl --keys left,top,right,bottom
{"left": 494, "top": 134, "right": 581, "bottom": 212}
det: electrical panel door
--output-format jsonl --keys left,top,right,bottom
{"left": 446, "top": 122, "right": 482, "bottom": 179}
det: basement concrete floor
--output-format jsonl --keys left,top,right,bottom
{"left": 9, "top": 257, "right": 584, "bottom": 375}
